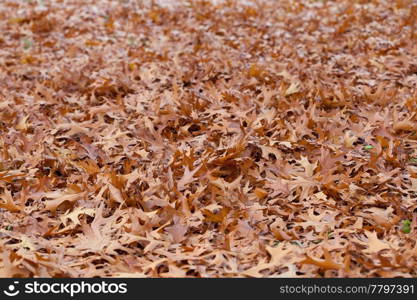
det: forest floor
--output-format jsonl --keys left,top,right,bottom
{"left": 0, "top": 0, "right": 417, "bottom": 277}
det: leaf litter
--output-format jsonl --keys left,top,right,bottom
{"left": 0, "top": 0, "right": 417, "bottom": 277}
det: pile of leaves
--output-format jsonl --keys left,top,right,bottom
{"left": 0, "top": 0, "right": 417, "bottom": 278}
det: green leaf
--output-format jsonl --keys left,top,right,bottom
{"left": 272, "top": 240, "right": 280, "bottom": 247}
{"left": 312, "top": 239, "right": 323, "bottom": 244}
{"left": 22, "top": 38, "right": 32, "bottom": 50}
{"left": 401, "top": 220, "right": 411, "bottom": 234}
{"left": 363, "top": 145, "right": 373, "bottom": 150}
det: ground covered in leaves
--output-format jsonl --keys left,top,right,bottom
{"left": 1, "top": 0, "right": 417, "bottom": 278}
